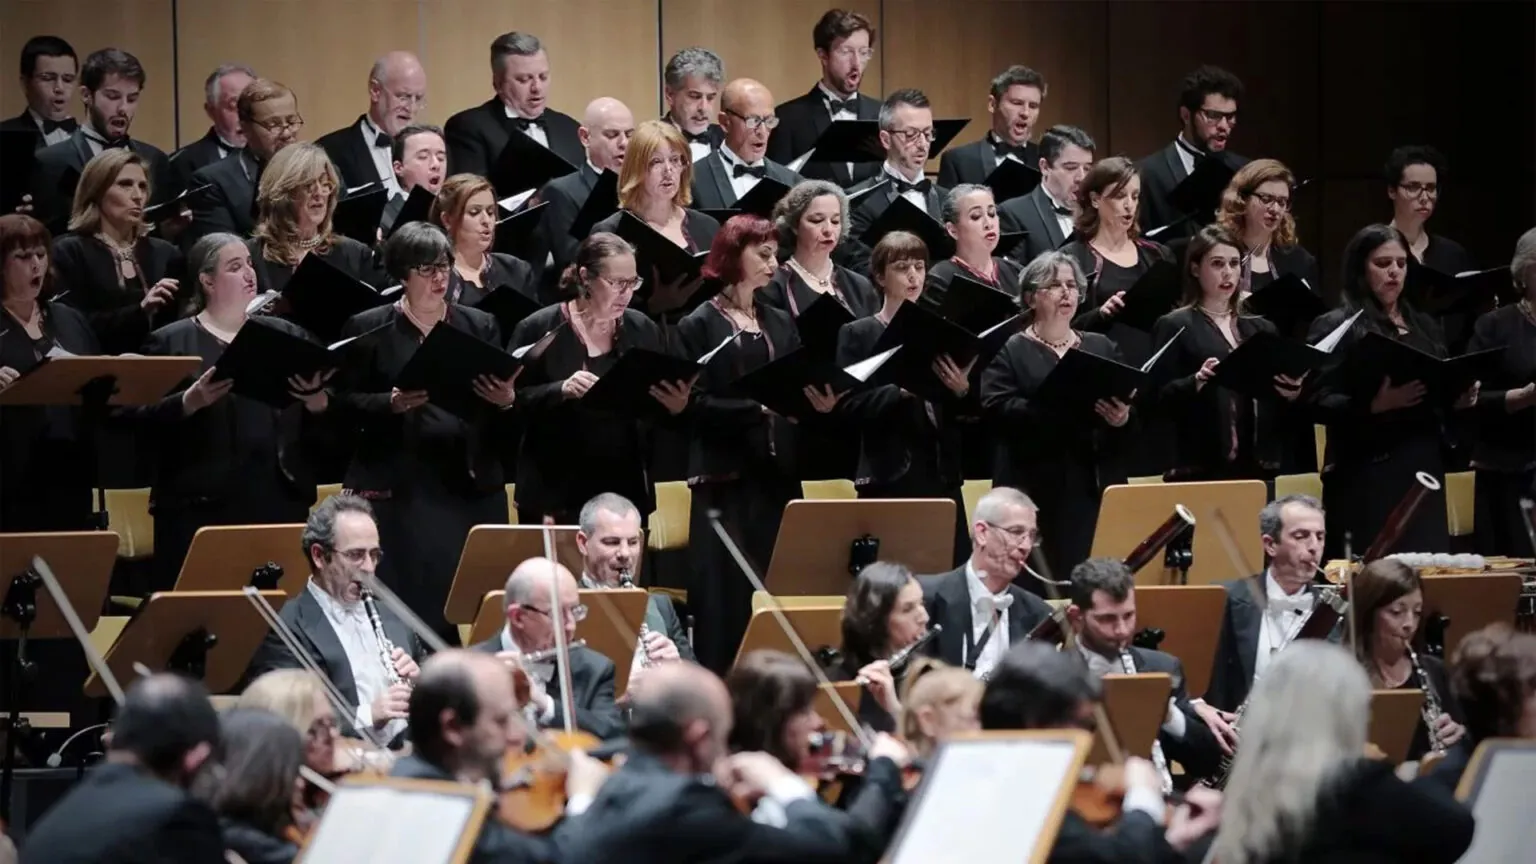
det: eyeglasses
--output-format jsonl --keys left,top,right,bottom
{"left": 524, "top": 603, "right": 589, "bottom": 623}
{"left": 984, "top": 521, "right": 1041, "bottom": 545}
{"left": 597, "top": 273, "right": 644, "bottom": 293}
{"left": 1196, "top": 108, "right": 1238, "bottom": 125}
{"left": 723, "top": 108, "right": 780, "bottom": 131}
{"left": 831, "top": 47, "right": 876, "bottom": 62}
{"left": 253, "top": 115, "right": 305, "bottom": 133}
{"left": 889, "top": 127, "right": 936, "bottom": 144}
{"left": 1397, "top": 182, "right": 1438, "bottom": 199}
{"left": 411, "top": 264, "right": 451, "bottom": 279}
{"left": 390, "top": 92, "right": 428, "bottom": 107}
{"left": 1251, "top": 191, "right": 1291, "bottom": 211}
{"left": 1038, "top": 281, "right": 1078, "bottom": 295}
{"left": 307, "top": 716, "right": 338, "bottom": 742}
{"left": 334, "top": 547, "right": 384, "bottom": 565}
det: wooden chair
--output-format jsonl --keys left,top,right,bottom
{"left": 961, "top": 479, "right": 993, "bottom": 524}
{"left": 801, "top": 479, "right": 857, "bottom": 500}
{"left": 648, "top": 481, "right": 691, "bottom": 551}
{"left": 1445, "top": 471, "right": 1475, "bottom": 537}
{"left": 1275, "top": 473, "right": 1323, "bottom": 502}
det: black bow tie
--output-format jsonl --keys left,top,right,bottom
{"left": 826, "top": 97, "right": 858, "bottom": 115}
{"left": 682, "top": 127, "right": 713, "bottom": 145}
{"left": 1052, "top": 204, "right": 1072, "bottom": 217}
{"left": 1175, "top": 138, "right": 1209, "bottom": 165}
{"left": 374, "top": 131, "right": 391, "bottom": 148}
{"left": 732, "top": 163, "right": 767, "bottom": 179}
{"left": 41, "top": 117, "right": 78, "bottom": 135}
{"left": 509, "top": 116, "right": 545, "bottom": 133}
{"left": 893, "top": 177, "right": 932, "bottom": 195}
{"left": 991, "top": 136, "right": 1024, "bottom": 161}
{"left": 102, "top": 136, "right": 131, "bottom": 150}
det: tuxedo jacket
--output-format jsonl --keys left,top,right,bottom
{"left": 316, "top": 115, "right": 389, "bottom": 189}
{"left": 918, "top": 565, "right": 1054, "bottom": 668}
{"left": 28, "top": 129, "right": 172, "bottom": 233}
{"left": 1124, "top": 645, "right": 1224, "bottom": 780}
{"left": 185, "top": 149, "right": 260, "bottom": 249}
{"left": 469, "top": 638, "right": 624, "bottom": 739}
{"left": 1136, "top": 140, "right": 1249, "bottom": 238}
{"left": 936, "top": 136, "right": 1040, "bottom": 189}
{"left": 391, "top": 755, "right": 557, "bottom": 864}
{"left": 1204, "top": 573, "right": 1347, "bottom": 713}
{"left": 688, "top": 150, "right": 803, "bottom": 212}
{"left": 444, "top": 98, "right": 583, "bottom": 178}
{"left": 18, "top": 763, "right": 224, "bottom": 864}
{"left": 765, "top": 85, "right": 882, "bottom": 189}
{"left": 527, "top": 162, "right": 602, "bottom": 302}
{"left": 167, "top": 127, "right": 232, "bottom": 200}
{"left": 0, "top": 110, "right": 60, "bottom": 151}
{"left": 838, "top": 174, "right": 947, "bottom": 278}
{"left": 998, "top": 184, "right": 1072, "bottom": 264}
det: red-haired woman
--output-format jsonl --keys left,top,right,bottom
{"left": 675, "top": 214, "right": 842, "bottom": 672}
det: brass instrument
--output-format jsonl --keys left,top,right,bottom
{"left": 361, "top": 587, "right": 407, "bottom": 689}
{"left": 1123, "top": 505, "right": 1196, "bottom": 582}
{"left": 522, "top": 639, "right": 587, "bottom": 663}
{"left": 1408, "top": 647, "right": 1447, "bottom": 754}
{"left": 855, "top": 625, "right": 942, "bottom": 685}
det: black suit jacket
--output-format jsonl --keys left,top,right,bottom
{"left": 1136, "top": 141, "right": 1248, "bottom": 238}
{"left": 469, "top": 637, "right": 624, "bottom": 739}
{"left": 28, "top": 130, "right": 172, "bottom": 233}
{"left": 317, "top": 116, "right": 388, "bottom": 189}
{"left": 0, "top": 110, "right": 54, "bottom": 151}
{"left": 527, "top": 162, "right": 600, "bottom": 302}
{"left": 444, "top": 99, "right": 583, "bottom": 178}
{"left": 18, "top": 763, "right": 224, "bottom": 864}
{"left": 167, "top": 128, "right": 232, "bottom": 200}
{"left": 185, "top": 149, "right": 260, "bottom": 248}
{"left": 1126, "top": 645, "right": 1223, "bottom": 780}
{"left": 936, "top": 136, "right": 1039, "bottom": 189}
{"left": 644, "top": 589, "right": 695, "bottom": 662}
{"left": 1049, "top": 808, "right": 1172, "bottom": 864}
{"left": 1204, "top": 573, "right": 1346, "bottom": 711}
{"left": 390, "top": 754, "right": 557, "bottom": 864}
{"left": 688, "top": 150, "right": 803, "bottom": 212}
{"left": 918, "top": 565, "right": 1053, "bottom": 668}
{"left": 838, "top": 174, "right": 946, "bottom": 278}
{"left": 765, "top": 86, "right": 881, "bottom": 189}
{"left": 998, "top": 184, "right": 1071, "bottom": 264}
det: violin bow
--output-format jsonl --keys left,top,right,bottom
{"left": 539, "top": 524, "right": 579, "bottom": 735}
{"left": 30, "top": 555, "right": 125, "bottom": 708}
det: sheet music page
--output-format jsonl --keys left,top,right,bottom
{"left": 1311, "top": 309, "right": 1363, "bottom": 353}
{"left": 1460, "top": 749, "right": 1536, "bottom": 863}
{"left": 890, "top": 738, "right": 1078, "bottom": 864}
{"left": 1140, "top": 326, "right": 1185, "bottom": 372}
{"left": 844, "top": 345, "right": 901, "bottom": 382}
{"left": 300, "top": 786, "right": 479, "bottom": 864}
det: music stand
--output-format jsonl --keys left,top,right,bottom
{"left": 1092, "top": 481, "right": 1268, "bottom": 586}
{"left": 85, "top": 590, "right": 286, "bottom": 697}
{"left": 443, "top": 526, "right": 625, "bottom": 626}
{"left": 173, "top": 524, "right": 309, "bottom": 597}
{"left": 1453, "top": 738, "right": 1536, "bottom": 863}
{"left": 578, "top": 588, "right": 649, "bottom": 699}
{"left": 1368, "top": 689, "right": 1425, "bottom": 764}
{"left": 0, "top": 533, "right": 115, "bottom": 823}
{"left": 298, "top": 776, "right": 490, "bottom": 864}
{"left": 0, "top": 356, "right": 201, "bottom": 528}
{"left": 1094, "top": 673, "right": 1172, "bottom": 763}
{"left": 1421, "top": 573, "right": 1522, "bottom": 658}
{"left": 468, "top": 591, "right": 506, "bottom": 647}
{"left": 1132, "top": 586, "right": 1227, "bottom": 698}
{"left": 815, "top": 682, "right": 863, "bottom": 737}
{"left": 766, "top": 499, "right": 956, "bottom": 596}
{"left": 733, "top": 604, "right": 845, "bottom": 671}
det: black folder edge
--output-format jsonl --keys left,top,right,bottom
{"left": 569, "top": 170, "right": 621, "bottom": 239}
{"left": 613, "top": 210, "right": 708, "bottom": 283}
{"left": 1113, "top": 260, "right": 1183, "bottom": 332}
{"left": 386, "top": 185, "right": 438, "bottom": 238}
{"left": 1208, "top": 330, "right": 1328, "bottom": 401}
{"left": 333, "top": 182, "right": 389, "bottom": 244}
{"left": 490, "top": 130, "right": 578, "bottom": 198}
{"left": 728, "top": 349, "right": 864, "bottom": 420}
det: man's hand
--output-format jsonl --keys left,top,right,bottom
{"left": 1193, "top": 702, "right": 1239, "bottom": 755}
{"left": 641, "top": 629, "right": 680, "bottom": 664}
{"left": 564, "top": 748, "right": 610, "bottom": 800}
{"left": 1165, "top": 785, "right": 1222, "bottom": 851}
{"left": 391, "top": 647, "right": 420, "bottom": 683}
{"left": 369, "top": 683, "right": 411, "bottom": 728}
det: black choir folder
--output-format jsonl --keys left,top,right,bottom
{"left": 930, "top": 273, "right": 1019, "bottom": 334}
{"left": 794, "top": 293, "right": 855, "bottom": 358}
{"left": 1407, "top": 262, "right": 1513, "bottom": 316}
{"left": 873, "top": 300, "right": 1018, "bottom": 403}
{"left": 1208, "top": 330, "right": 1332, "bottom": 401}
{"left": 491, "top": 127, "right": 577, "bottom": 198}
{"left": 470, "top": 284, "right": 541, "bottom": 341}
{"left": 248, "top": 254, "right": 387, "bottom": 343}
{"left": 791, "top": 118, "right": 970, "bottom": 170}
{"left": 612, "top": 211, "right": 709, "bottom": 284}
{"left": 1035, "top": 327, "right": 1183, "bottom": 417}
{"left": 984, "top": 155, "right": 1042, "bottom": 202}
{"left": 386, "top": 185, "right": 437, "bottom": 238}
{"left": 0, "top": 129, "right": 36, "bottom": 213}
{"left": 569, "top": 170, "right": 620, "bottom": 239}
{"left": 1112, "top": 260, "right": 1183, "bottom": 333}
{"left": 1243, "top": 273, "right": 1327, "bottom": 337}
{"left": 582, "top": 335, "right": 734, "bottom": 417}
{"left": 860, "top": 196, "right": 955, "bottom": 260}
{"left": 212, "top": 318, "right": 381, "bottom": 409}
{"left": 1338, "top": 332, "right": 1501, "bottom": 408}
{"left": 730, "top": 347, "right": 891, "bottom": 420}
{"left": 394, "top": 321, "right": 554, "bottom": 420}
{"left": 699, "top": 176, "right": 795, "bottom": 224}
{"left": 493, "top": 200, "right": 547, "bottom": 261}
{"left": 333, "top": 182, "right": 389, "bottom": 245}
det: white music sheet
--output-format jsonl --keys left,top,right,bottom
{"left": 1460, "top": 748, "right": 1536, "bottom": 863}
{"left": 298, "top": 785, "right": 482, "bottom": 864}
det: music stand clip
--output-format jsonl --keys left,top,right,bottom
{"left": 167, "top": 627, "right": 219, "bottom": 681}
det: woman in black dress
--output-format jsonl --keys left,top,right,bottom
{"left": 836, "top": 231, "right": 973, "bottom": 566}
{"left": 430, "top": 173, "right": 538, "bottom": 316}
{"left": 926, "top": 184, "right": 1021, "bottom": 304}
{"left": 135, "top": 232, "right": 326, "bottom": 590}
{"left": 829, "top": 561, "right": 933, "bottom": 734}
{"left": 1151, "top": 224, "right": 1300, "bottom": 484}
{"left": 334, "top": 222, "right": 515, "bottom": 640}
{"left": 0, "top": 214, "right": 100, "bottom": 533}
{"left": 1307, "top": 224, "right": 1476, "bottom": 559}
{"left": 674, "top": 214, "right": 833, "bottom": 674}
{"left": 981, "top": 251, "right": 1131, "bottom": 583}
{"left": 1351, "top": 559, "right": 1466, "bottom": 763}
{"left": 51, "top": 148, "right": 184, "bottom": 354}
{"left": 248, "top": 143, "right": 382, "bottom": 296}
{"left": 1386, "top": 145, "right": 1479, "bottom": 353}
{"left": 508, "top": 233, "right": 686, "bottom": 526}
{"left": 1465, "top": 227, "right": 1536, "bottom": 557}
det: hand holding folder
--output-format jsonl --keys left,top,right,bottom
{"left": 211, "top": 318, "right": 375, "bottom": 409}
{"left": 1035, "top": 327, "right": 1183, "bottom": 418}
{"left": 393, "top": 322, "right": 553, "bottom": 420}
{"left": 579, "top": 334, "right": 734, "bottom": 417}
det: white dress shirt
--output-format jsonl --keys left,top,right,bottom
{"left": 1254, "top": 569, "right": 1315, "bottom": 681}
{"left": 305, "top": 580, "right": 406, "bottom": 741}
{"left": 963, "top": 561, "right": 1011, "bottom": 679}
{"left": 718, "top": 145, "right": 766, "bottom": 200}
{"left": 504, "top": 102, "right": 550, "bottom": 150}
{"left": 1174, "top": 133, "right": 1202, "bottom": 177}
{"left": 358, "top": 114, "right": 400, "bottom": 195}
{"left": 883, "top": 162, "right": 929, "bottom": 214}
{"left": 1042, "top": 186, "right": 1075, "bottom": 240}
{"left": 80, "top": 122, "right": 114, "bottom": 158}
{"left": 817, "top": 82, "right": 858, "bottom": 179}
{"left": 29, "top": 108, "right": 73, "bottom": 147}
{"left": 500, "top": 625, "right": 558, "bottom": 724}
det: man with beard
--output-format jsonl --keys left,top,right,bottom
{"left": 1137, "top": 65, "right": 1248, "bottom": 239}
{"left": 766, "top": 8, "right": 881, "bottom": 189}
{"left": 317, "top": 51, "right": 428, "bottom": 192}
{"left": 661, "top": 47, "right": 725, "bottom": 162}
{"left": 999, "top": 124, "right": 1095, "bottom": 262}
{"left": 937, "top": 65, "right": 1046, "bottom": 188}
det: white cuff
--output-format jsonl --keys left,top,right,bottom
{"left": 1161, "top": 699, "right": 1188, "bottom": 739}
{"left": 1122, "top": 785, "right": 1166, "bottom": 824}
{"left": 566, "top": 792, "right": 594, "bottom": 817}
{"left": 356, "top": 704, "right": 373, "bottom": 730}
{"left": 537, "top": 694, "right": 556, "bottom": 724}
{"left": 764, "top": 773, "right": 815, "bottom": 806}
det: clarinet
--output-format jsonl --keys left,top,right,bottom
{"left": 636, "top": 623, "right": 655, "bottom": 669}
{"left": 1408, "top": 647, "right": 1447, "bottom": 754}
{"left": 1120, "top": 650, "right": 1173, "bottom": 795}
{"left": 361, "top": 588, "right": 406, "bottom": 688}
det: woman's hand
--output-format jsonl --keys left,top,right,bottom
{"left": 1370, "top": 376, "right": 1426, "bottom": 413}
{"left": 1453, "top": 380, "right": 1480, "bottom": 411}
{"left": 473, "top": 368, "right": 521, "bottom": 409}
{"left": 561, "top": 370, "right": 599, "bottom": 400}
{"left": 1094, "top": 397, "right": 1131, "bottom": 427}
{"left": 1433, "top": 713, "right": 1466, "bottom": 749}
{"left": 646, "top": 266, "right": 705, "bottom": 317}
{"left": 1098, "top": 291, "right": 1126, "bottom": 318}
{"left": 856, "top": 660, "right": 902, "bottom": 718}
{"left": 1506, "top": 381, "right": 1536, "bottom": 412}
{"left": 0, "top": 366, "right": 19, "bottom": 390}
{"left": 932, "top": 353, "right": 974, "bottom": 397}
{"left": 648, "top": 377, "right": 695, "bottom": 415}
{"left": 181, "top": 366, "right": 233, "bottom": 415}
{"left": 1194, "top": 356, "right": 1220, "bottom": 392}
{"left": 1273, "top": 371, "right": 1307, "bottom": 401}
{"left": 389, "top": 387, "right": 429, "bottom": 413}
{"left": 286, "top": 370, "right": 334, "bottom": 413}
{"left": 803, "top": 384, "right": 843, "bottom": 413}
{"left": 140, "top": 278, "right": 177, "bottom": 312}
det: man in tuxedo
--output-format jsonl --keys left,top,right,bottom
{"left": 444, "top": 31, "right": 583, "bottom": 177}
{"left": 765, "top": 8, "right": 881, "bottom": 189}
{"left": 473, "top": 556, "right": 625, "bottom": 739}
{"left": 999, "top": 124, "right": 1095, "bottom": 262}
{"left": 689, "top": 78, "right": 801, "bottom": 213}
{"left": 2, "top": 35, "right": 77, "bottom": 150}
{"left": 245, "top": 494, "right": 424, "bottom": 746}
{"left": 1066, "top": 557, "right": 1226, "bottom": 782}
{"left": 920, "top": 486, "right": 1054, "bottom": 678}
{"left": 1137, "top": 65, "right": 1248, "bottom": 238}
{"left": 980, "top": 641, "right": 1223, "bottom": 864}
{"left": 837, "top": 88, "right": 948, "bottom": 276}
{"left": 1204, "top": 495, "right": 1327, "bottom": 718}
{"left": 937, "top": 65, "right": 1045, "bottom": 188}
{"left": 19, "top": 673, "right": 224, "bottom": 864}
{"left": 316, "top": 51, "right": 427, "bottom": 192}
{"left": 184, "top": 78, "right": 302, "bottom": 247}
{"left": 380, "top": 123, "right": 446, "bottom": 230}
{"left": 662, "top": 46, "right": 725, "bottom": 162}
{"left": 27, "top": 48, "right": 172, "bottom": 232}
{"left": 167, "top": 63, "right": 255, "bottom": 198}
{"left": 527, "top": 96, "right": 633, "bottom": 300}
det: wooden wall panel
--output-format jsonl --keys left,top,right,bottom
{"left": 659, "top": 0, "right": 882, "bottom": 117}
{"left": 0, "top": 0, "right": 176, "bottom": 151}
{"left": 175, "top": 0, "right": 420, "bottom": 148}
{"left": 422, "top": 0, "right": 658, "bottom": 132}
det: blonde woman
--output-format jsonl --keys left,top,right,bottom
{"left": 247, "top": 142, "right": 382, "bottom": 296}
{"left": 51, "top": 147, "right": 183, "bottom": 353}
{"left": 238, "top": 669, "right": 340, "bottom": 778}
{"left": 898, "top": 658, "right": 982, "bottom": 760}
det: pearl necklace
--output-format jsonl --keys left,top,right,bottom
{"left": 297, "top": 234, "right": 325, "bottom": 251}
{"left": 1027, "top": 324, "right": 1075, "bottom": 350}
{"left": 97, "top": 234, "right": 136, "bottom": 264}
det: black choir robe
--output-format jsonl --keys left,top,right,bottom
{"left": 185, "top": 149, "right": 260, "bottom": 249}
{"left": 443, "top": 99, "right": 584, "bottom": 177}
{"left": 935, "top": 135, "right": 1040, "bottom": 189}
{"left": 468, "top": 638, "right": 624, "bottom": 739}
{"left": 51, "top": 232, "right": 184, "bottom": 354}
{"left": 1466, "top": 303, "right": 1536, "bottom": 556}
{"left": 764, "top": 86, "right": 882, "bottom": 189}
{"left": 315, "top": 116, "right": 389, "bottom": 189}
{"left": 527, "top": 162, "right": 601, "bottom": 303}
{"left": 448, "top": 251, "right": 540, "bottom": 342}
{"left": 246, "top": 235, "right": 384, "bottom": 296}
{"left": 590, "top": 208, "right": 721, "bottom": 258}
{"left": 981, "top": 332, "right": 1131, "bottom": 585}
{"left": 687, "top": 150, "right": 803, "bottom": 212}
{"left": 1135, "top": 141, "right": 1249, "bottom": 239}
{"left": 924, "top": 256, "right": 1022, "bottom": 305}
{"left": 27, "top": 129, "right": 173, "bottom": 233}
{"left": 167, "top": 127, "right": 234, "bottom": 201}
{"left": 839, "top": 176, "right": 948, "bottom": 278}
{"left": 1409, "top": 232, "right": 1477, "bottom": 354}
{"left": 998, "top": 185, "right": 1073, "bottom": 264}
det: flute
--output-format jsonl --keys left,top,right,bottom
{"left": 856, "top": 625, "right": 943, "bottom": 684}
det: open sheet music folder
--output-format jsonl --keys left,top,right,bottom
{"left": 299, "top": 778, "right": 490, "bottom": 864}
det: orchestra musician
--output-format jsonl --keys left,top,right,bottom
{"left": 1307, "top": 223, "right": 1476, "bottom": 558}
{"left": 1066, "top": 558, "right": 1225, "bottom": 781}
{"left": 0, "top": 213, "right": 100, "bottom": 533}
{"left": 982, "top": 252, "right": 1132, "bottom": 581}
{"left": 1196, "top": 641, "right": 1473, "bottom": 864}
{"left": 1421, "top": 623, "right": 1536, "bottom": 793}
{"left": 1205, "top": 494, "right": 1328, "bottom": 716}
{"left": 1136, "top": 65, "right": 1248, "bottom": 239}
{"left": 660, "top": 47, "right": 725, "bottom": 161}
{"left": 574, "top": 492, "right": 693, "bottom": 674}
{"left": 935, "top": 65, "right": 1045, "bottom": 188}
{"left": 897, "top": 659, "right": 982, "bottom": 760}
{"left": 2, "top": 36, "right": 78, "bottom": 151}
{"left": 829, "top": 561, "right": 933, "bottom": 732}
{"left": 925, "top": 184, "right": 1020, "bottom": 303}
{"left": 839, "top": 88, "right": 946, "bottom": 276}
{"left": 918, "top": 487, "right": 1053, "bottom": 675}
{"left": 247, "top": 142, "right": 383, "bottom": 295}
{"left": 687, "top": 78, "right": 801, "bottom": 213}
{"left": 246, "top": 495, "right": 424, "bottom": 744}
{"left": 237, "top": 669, "right": 341, "bottom": 784}
{"left": 474, "top": 557, "right": 624, "bottom": 739}
{"left": 431, "top": 172, "right": 538, "bottom": 312}
{"left": 184, "top": 78, "right": 303, "bottom": 248}
{"left": 443, "top": 31, "right": 584, "bottom": 173}
{"left": 381, "top": 123, "right": 446, "bottom": 230}
{"left": 1350, "top": 558, "right": 1466, "bottom": 762}
{"left": 19, "top": 673, "right": 225, "bottom": 864}
{"left": 979, "top": 641, "right": 1223, "bottom": 864}
{"left": 765, "top": 8, "right": 881, "bottom": 190}
{"left": 1464, "top": 226, "right": 1536, "bottom": 557}
{"left": 192, "top": 708, "right": 304, "bottom": 864}
{"left": 998, "top": 125, "right": 1094, "bottom": 264}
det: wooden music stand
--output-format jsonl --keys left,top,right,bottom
{"left": 173, "top": 524, "right": 309, "bottom": 598}
{"left": 85, "top": 590, "right": 286, "bottom": 697}
{"left": 1133, "top": 586, "right": 1226, "bottom": 698}
{"left": 1092, "top": 481, "right": 1268, "bottom": 585}
{"left": 815, "top": 682, "right": 863, "bottom": 737}
{"left": 1421, "top": 573, "right": 1522, "bottom": 657}
{"left": 0, "top": 356, "right": 201, "bottom": 407}
{"left": 1368, "top": 689, "right": 1425, "bottom": 764}
{"left": 733, "top": 604, "right": 845, "bottom": 671}
{"left": 1093, "top": 673, "right": 1172, "bottom": 763}
{"left": 766, "top": 499, "right": 957, "bottom": 596}
{"left": 0, "top": 533, "right": 115, "bottom": 640}
{"left": 887, "top": 730, "right": 1090, "bottom": 864}
{"left": 468, "top": 591, "right": 506, "bottom": 647}
{"left": 298, "top": 776, "right": 490, "bottom": 864}
{"left": 467, "top": 589, "right": 650, "bottom": 698}
{"left": 1452, "top": 738, "right": 1536, "bottom": 863}
{"left": 443, "top": 525, "right": 627, "bottom": 625}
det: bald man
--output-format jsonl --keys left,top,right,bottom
{"left": 471, "top": 557, "right": 624, "bottom": 739}
{"left": 316, "top": 50, "right": 428, "bottom": 192}
{"left": 690, "top": 78, "right": 803, "bottom": 213}
{"left": 526, "top": 96, "right": 635, "bottom": 301}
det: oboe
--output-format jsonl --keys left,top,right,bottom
{"left": 1408, "top": 647, "right": 1447, "bottom": 754}
{"left": 361, "top": 588, "right": 406, "bottom": 688}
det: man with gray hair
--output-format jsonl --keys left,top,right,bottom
{"left": 575, "top": 492, "right": 693, "bottom": 676}
{"left": 444, "top": 31, "right": 583, "bottom": 175}
{"left": 167, "top": 62, "right": 255, "bottom": 197}
{"left": 918, "top": 486, "right": 1053, "bottom": 679}
{"left": 661, "top": 46, "right": 725, "bottom": 162}
{"left": 316, "top": 50, "right": 427, "bottom": 192}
